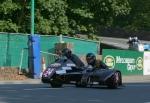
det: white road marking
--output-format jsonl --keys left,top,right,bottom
{"left": 88, "top": 99, "right": 103, "bottom": 102}
{"left": 23, "top": 87, "right": 62, "bottom": 91}
{"left": 0, "top": 89, "right": 17, "bottom": 92}
{"left": 0, "top": 87, "right": 12, "bottom": 89}
{"left": 0, "top": 101, "right": 7, "bottom": 103}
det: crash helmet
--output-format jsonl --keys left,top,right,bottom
{"left": 86, "top": 53, "right": 96, "bottom": 66}
{"left": 129, "top": 37, "right": 132, "bottom": 41}
{"left": 62, "top": 48, "right": 72, "bottom": 58}
{"left": 134, "top": 36, "right": 138, "bottom": 42}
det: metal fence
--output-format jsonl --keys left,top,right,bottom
{"left": 0, "top": 33, "right": 28, "bottom": 69}
{"left": 40, "top": 51, "right": 59, "bottom": 67}
{"left": 0, "top": 33, "right": 100, "bottom": 71}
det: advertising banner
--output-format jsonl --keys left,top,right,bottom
{"left": 143, "top": 52, "right": 150, "bottom": 75}
{"left": 102, "top": 49, "right": 143, "bottom": 75}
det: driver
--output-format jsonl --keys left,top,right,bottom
{"left": 62, "top": 48, "right": 85, "bottom": 67}
{"left": 86, "top": 53, "right": 108, "bottom": 69}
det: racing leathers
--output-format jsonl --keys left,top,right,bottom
{"left": 67, "top": 54, "right": 85, "bottom": 68}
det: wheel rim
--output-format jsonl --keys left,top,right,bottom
{"left": 115, "top": 72, "right": 119, "bottom": 83}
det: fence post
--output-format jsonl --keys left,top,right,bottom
{"left": 41, "top": 56, "right": 46, "bottom": 72}
{"left": 28, "top": 35, "right": 41, "bottom": 79}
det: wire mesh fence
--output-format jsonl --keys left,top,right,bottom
{"left": 40, "top": 51, "right": 59, "bottom": 67}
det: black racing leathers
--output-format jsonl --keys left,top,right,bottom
{"left": 69, "top": 54, "right": 85, "bottom": 68}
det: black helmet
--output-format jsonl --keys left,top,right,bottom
{"left": 62, "top": 48, "right": 72, "bottom": 58}
{"left": 86, "top": 53, "right": 96, "bottom": 66}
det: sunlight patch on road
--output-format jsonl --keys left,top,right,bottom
{"left": 144, "top": 102, "right": 150, "bottom": 103}
{"left": 0, "top": 97, "right": 9, "bottom": 103}
{"left": 0, "top": 101, "right": 8, "bottom": 103}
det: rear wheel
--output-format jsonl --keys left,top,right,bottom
{"left": 107, "top": 72, "right": 120, "bottom": 89}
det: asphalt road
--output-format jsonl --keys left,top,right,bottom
{"left": 100, "top": 37, "right": 150, "bottom": 49}
{"left": 0, "top": 83, "right": 150, "bottom": 103}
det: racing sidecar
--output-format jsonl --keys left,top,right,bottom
{"left": 41, "top": 58, "right": 122, "bottom": 89}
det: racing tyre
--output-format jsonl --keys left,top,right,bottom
{"left": 75, "top": 80, "right": 87, "bottom": 87}
{"left": 75, "top": 81, "right": 82, "bottom": 87}
{"left": 76, "top": 77, "right": 92, "bottom": 88}
{"left": 87, "top": 77, "right": 93, "bottom": 87}
{"left": 50, "top": 81, "right": 62, "bottom": 88}
{"left": 50, "top": 78, "right": 63, "bottom": 88}
{"left": 107, "top": 72, "right": 120, "bottom": 89}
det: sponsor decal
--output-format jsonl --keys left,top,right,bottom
{"left": 136, "top": 57, "right": 143, "bottom": 70}
{"left": 116, "top": 56, "right": 135, "bottom": 64}
{"left": 104, "top": 55, "right": 115, "bottom": 68}
{"left": 143, "top": 52, "right": 150, "bottom": 75}
{"left": 104, "top": 55, "right": 143, "bottom": 71}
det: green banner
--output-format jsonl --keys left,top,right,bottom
{"left": 102, "top": 49, "right": 143, "bottom": 75}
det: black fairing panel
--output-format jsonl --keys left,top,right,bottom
{"left": 92, "top": 69, "right": 116, "bottom": 81}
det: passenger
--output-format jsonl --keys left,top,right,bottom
{"left": 62, "top": 48, "right": 85, "bottom": 67}
{"left": 86, "top": 53, "right": 108, "bottom": 69}
{"left": 134, "top": 36, "right": 140, "bottom": 43}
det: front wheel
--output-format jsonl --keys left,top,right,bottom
{"left": 50, "top": 81, "right": 62, "bottom": 88}
{"left": 75, "top": 81, "right": 87, "bottom": 87}
{"left": 76, "top": 77, "right": 92, "bottom": 88}
{"left": 50, "top": 78, "right": 63, "bottom": 88}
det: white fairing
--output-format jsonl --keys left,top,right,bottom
{"left": 129, "top": 43, "right": 144, "bottom": 52}
{"left": 67, "top": 63, "right": 76, "bottom": 67}
{"left": 56, "top": 63, "right": 75, "bottom": 74}
{"left": 56, "top": 69, "right": 66, "bottom": 74}
{"left": 138, "top": 44, "right": 144, "bottom": 52}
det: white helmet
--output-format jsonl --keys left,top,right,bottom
{"left": 129, "top": 37, "right": 131, "bottom": 39}
{"left": 134, "top": 37, "right": 138, "bottom": 40}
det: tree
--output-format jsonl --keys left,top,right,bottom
{"left": 2, "top": 0, "right": 149, "bottom": 36}
{"left": 0, "top": 0, "right": 21, "bottom": 32}
{"left": 88, "top": 0, "right": 131, "bottom": 32}
{"left": 127, "top": 0, "right": 150, "bottom": 31}
{"left": 114, "top": 0, "right": 150, "bottom": 31}
{"left": 66, "top": 0, "right": 131, "bottom": 35}
{"left": 36, "top": 0, "right": 69, "bottom": 35}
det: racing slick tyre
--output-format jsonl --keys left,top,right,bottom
{"left": 50, "top": 81, "right": 62, "bottom": 88}
{"left": 75, "top": 81, "right": 83, "bottom": 87}
{"left": 75, "top": 80, "right": 87, "bottom": 87}
{"left": 50, "top": 78, "right": 63, "bottom": 88}
{"left": 107, "top": 72, "right": 120, "bottom": 89}
{"left": 76, "top": 77, "right": 92, "bottom": 88}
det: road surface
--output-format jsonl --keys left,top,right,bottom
{"left": 100, "top": 37, "right": 150, "bottom": 49}
{"left": 0, "top": 83, "right": 150, "bottom": 103}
